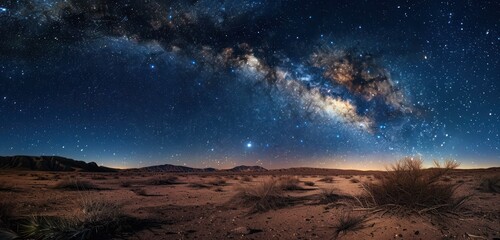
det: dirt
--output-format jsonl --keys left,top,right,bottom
{"left": 0, "top": 170, "right": 499, "bottom": 240}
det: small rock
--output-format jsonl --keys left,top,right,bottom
{"left": 231, "top": 227, "right": 252, "bottom": 235}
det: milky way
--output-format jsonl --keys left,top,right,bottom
{"left": 0, "top": 0, "right": 498, "bottom": 168}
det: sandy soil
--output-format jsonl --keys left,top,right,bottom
{"left": 0, "top": 170, "right": 498, "bottom": 240}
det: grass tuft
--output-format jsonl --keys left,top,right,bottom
{"left": 231, "top": 179, "right": 296, "bottom": 213}
{"left": 278, "top": 176, "right": 304, "bottom": 190}
{"left": 332, "top": 212, "right": 367, "bottom": 238}
{"left": 188, "top": 183, "right": 211, "bottom": 189}
{"left": 304, "top": 181, "right": 315, "bottom": 186}
{"left": 478, "top": 175, "right": 500, "bottom": 193}
{"left": 241, "top": 176, "right": 253, "bottom": 182}
{"left": 20, "top": 198, "right": 125, "bottom": 240}
{"left": 318, "top": 176, "right": 334, "bottom": 183}
{"left": 146, "top": 176, "right": 179, "bottom": 185}
{"left": 359, "top": 157, "right": 468, "bottom": 214}
{"left": 53, "top": 179, "right": 102, "bottom": 191}
{"left": 208, "top": 178, "right": 227, "bottom": 186}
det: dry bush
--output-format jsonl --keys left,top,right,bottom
{"left": 332, "top": 211, "right": 368, "bottom": 238}
{"left": 0, "top": 201, "right": 14, "bottom": 224}
{"left": 349, "top": 178, "right": 360, "bottom": 183}
{"left": 304, "top": 181, "right": 315, "bottom": 186}
{"left": 241, "top": 176, "right": 252, "bottom": 182}
{"left": 209, "top": 178, "right": 227, "bottom": 186}
{"left": 120, "top": 181, "right": 131, "bottom": 188}
{"left": 318, "top": 176, "right": 334, "bottom": 183}
{"left": 279, "top": 176, "right": 303, "bottom": 190}
{"left": 131, "top": 188, "right": 148, "bottom": 196}
{"left": 90, "top": 175, "right": 107, "bottom": 180}
{"left": 53, "top": 179, "right": 102, "bottom": 191}
{"left": 188, "top": 183, "right": 211, "bottom": 189}
{"left": 146, "top": 176, "right": 179, "bottom": 185}
{"left": 319, "top": 189, "right": 347, "bottom": 204}
{"left": 0, "top": 182, "right": 15, "bottom": 192}
{"left": 359, "top": 157, "right": 469, "bottom": 214}
{"left": 231, "top": 179, "right": 295, "bottom": 213}
{"left": 35, "top": 175, "right": 50, "bottom": 180}
{"left": 214, "top": 187, "right": 224, "bottom": 192}
{"left": 20, "top": 197, "right": 125, "bottom": 240}
{"left": 478, "top": 175, "right": 500, "bottom": 193}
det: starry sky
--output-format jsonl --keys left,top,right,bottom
{"left": 0, "top": 0, "right": 498, "bottom": 169}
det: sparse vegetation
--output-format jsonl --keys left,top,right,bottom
{"left": 318, "top": 176, "right": 334, "bottom": 183}
{"left": 120, "top": 181, "right": 132, "bottom": 187}
{"left": 241, "top": 176, "right": 252, "bottom": 182}
{"left": 20, "top": 198, "right": 126, "bottom": 240}
{"left": 231, "top": 179, "right": 296, "bottom": 213}
{"left": 90, "top": 175, "right": 107, "bottom": 180}
{"left": 0, "top": 182, "right": 15, "bottom": 192}
{"left": 304, "top": 181, "right": 315, "bottom": 186}
{"left": 53, "top": 179, "right": 102, "bottom": 191}
{"left": 0, "top": 201, "right": 14, "bottom": 224}
{"left": 279, "top": 176, "right": 303, "bottom": 190}
{"left": 359, "top": 157, "right": 469, "bottom": 214}
{"left": 188, "top": 183, "right": 211, "bottom": 189}
{"left": 349, "top": 178, "right": 360, "bottom": 183}
{"left": 332, "top": 212, "right": 368, "bottom": 238}
{"left": 478, "top": 175, "right": 500, "bottom": 193}
{"left": 319, "top": 189, "right": 347, "bottom": 204}
{"left": 146, "top": 176, "right": 179, "bottom": 185}
{"left": 209, "top": 178, "right": 227, "bottom": 186}
{"left": 131, "top": 188, "right": 148, "bottom": 196}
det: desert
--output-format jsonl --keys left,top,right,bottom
{"left": 0, "top": 156, "right": 498, "bottom": 239}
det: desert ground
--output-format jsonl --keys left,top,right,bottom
{"left": 0, "top": 168, "right": 499, "bottom": 240}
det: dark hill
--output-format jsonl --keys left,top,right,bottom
{"left": 0, "top": 155, "right": 116, "bottom": 172}
{"left": 136, "top": 164, "right": 217, "bottom": 173}
{"left": 227, "top": 165, "right": 268, "bottom": 172}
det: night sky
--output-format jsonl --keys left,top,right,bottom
{"left": 0, "top": 0, "right": 498, "bottom": 169}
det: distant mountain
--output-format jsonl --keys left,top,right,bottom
{"left": 136, "top": 164, "right": 217, "bottom": 173}
{"left": 226, "top": 165, "right": 268, "bottom": 172}
{"left": 132, "top": 164, "right": 267, "bottom": 173}
{"left": 0, "top": 155, "right": 116, "bottom": 172}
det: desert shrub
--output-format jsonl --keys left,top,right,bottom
{"left": 209, "top": 178, "right": 227, "bottom": 186}
{"left": 319, "top": 189, "right": 347, "bottom": 204}
{"left": 0, "top": 201, "right": 14, "bottom": 224}
{"left": 441, "top": 176, "right": 452, "bottom": 182}
{"left": 241, "top": 176, "right": 252, "bottom": 182}
{"left": 146, "top": 176, "right": 179, "bottom": 185}
{"left": 349, "top": 178, "right": 360, "bottom": 183}
{"left": 53, "top": 179, "right": 101, "bottom": 191}
{"left": 359, "top": 157, "right": 468, "bottom": 214}
{"left": 231, "top": 179, "right": 295, "bottom": 213}
{"left": 188, "top": 183, "right": 211, "bottom": 189}
{"left": 20, "top": 198, "right": 125, "bottom": 240}
{"left": 478, "top": 175, "right": 500, "bottom": 193}
{"left": 214, "top": 187, "right": 224, "bottom": 192}
{"left": 318, "top": 176, "right": 334, "bottom": 183}
{"left": 0, "top": 182, "right": 15, "bottom": 192}
{"left": 120, "top": 181, "right": 131, "bottom": 188}
{"left": 332, "top": 211, "right": 367, "bottom": 238}
{"left": 35, "top": 175, "right": 50, "bottom": 180}
{"left": 304, "top": 181, "right": 315, "bottom": 186}
{"left": 131, "top": 188, "right": 148, "bottom": 196}
{"left": 279, "top": 176, "right": 303, "bottom": 190}
{"left": 90, "top": 175, "right": 107, "bottom": 180}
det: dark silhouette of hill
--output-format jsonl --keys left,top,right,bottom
{"left": 0, "top": 155, "right": 115, "bottom": 172}
{"left": 226, "top": 165, "right": 268, "bottom": 172}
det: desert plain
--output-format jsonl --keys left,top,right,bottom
{"left": 0, "top": 165, "right": 499, "bottom": 240}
